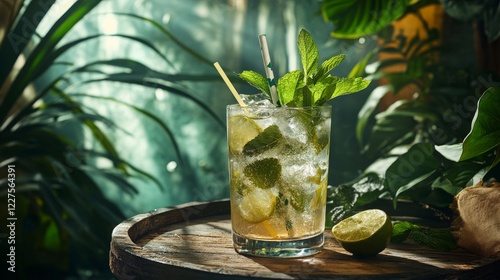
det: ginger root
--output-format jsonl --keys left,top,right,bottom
{"left": 451, "top": 181, "right": 500, "bottom": 257}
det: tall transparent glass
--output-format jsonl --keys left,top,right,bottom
{"left": 227, "top": 104, "right": 331, "bottom": 257}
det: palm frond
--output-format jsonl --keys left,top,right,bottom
{"left": 0, "top": 0, "right": 102, "bottom": 123}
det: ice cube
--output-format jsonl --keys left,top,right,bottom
{"left": 240, "top": 93, "right": 274, "bottom": 107}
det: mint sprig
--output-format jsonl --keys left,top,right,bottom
{"left": 238, "top": 29, "right": 371, "bottom": 107}
{"left": 391, "top": 221, "right": 457, "bottom": 251}
{"left": 239, "top": 70, "right": 271, "bottom": 96}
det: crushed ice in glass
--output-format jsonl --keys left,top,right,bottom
{"left": 240, "top": 93, "right": 274, "bottom": 107}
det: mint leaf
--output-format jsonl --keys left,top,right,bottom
{"left": 299, "top": 86, "right": 314, "bottom": 107}
{"left": 391, "top": 221, "right": 418, "bottom": 243}
{"left": 243, "top": 125, "right": 283, "bottom": 156}
{"left": 277, "top": 70, "right": 304, "bottom": 106}
{"left": 298, "top": 29, "right": 319, "bottom": 79}
{"left": 315, "top": 84, "right": 337, "bottom": 106}
{"left": 244, "top": 158, "right": 281, "bottom": 189}
{"left": 332, "top": 77, "right": 371, "bottom": 98}
{"left": 239, "top": 70, "right": 271, "bottom": 96}
{"left": 411, "top": 228, "right": 457, "bottom": 251}
{"left": 309, "top": 78, "right": 337, "bottom": 106}
{"left": 391, "top": 221, "right": 457, "bottom": 251}
{"left": 316, "top": 54, "right": 346, "bottom": 81}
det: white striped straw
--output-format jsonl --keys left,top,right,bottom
{"left": 258, "top": 34, "right": 279, "bottom": 106}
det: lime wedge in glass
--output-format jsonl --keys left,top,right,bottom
{"left": 228, "top": 115, "right": 262, "bottom": 155}
{"left": 238, "top": 188, "right": 277, "bottom": 223}
{"left": 311, "top": 180, "right": 327, "bottom": 209}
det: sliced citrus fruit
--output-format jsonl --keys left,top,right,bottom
{"left": 308, "top": 167, "right": 323, "bottom": 184}
{"left": 238, "top": 188, "right": 276, "bottom": 223}
{"left": 230, "top": 172, "right": 248, "bottom": 195}
{"left": 311, "top": 180, "right": 327, "bottom": 209}
{"left": 332, "top": 209, "right": 392, "bottom": 256}
{"left": 228, "top": 115, "right": 262, "bottom": 155}
{"left": 290, "top": 190, "right": 306, "bottom": 212}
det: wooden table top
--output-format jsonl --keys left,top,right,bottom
{"left": 109, "top": 200, "right": 499, "bottom": 279}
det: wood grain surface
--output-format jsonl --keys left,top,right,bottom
{"left": 109, "top": 200, "right": 498, "bottom": 280}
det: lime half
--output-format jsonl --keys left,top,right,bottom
{"left": 332, "top": 209, "right": 392, "bottom": 256}
{"left": 228, "top": 115, "right": 262, "bottom": 155}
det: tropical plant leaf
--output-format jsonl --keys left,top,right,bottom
{"left": 328, "top": 172, "right": 385, "bottom": 225}
{"left": 71, "top": 93, "right": 184, "bottom": 166}
{"left": 112, "top": 12, "right": 213, "bottom": 65}
{"left": 430, "top": 177, "right": 462, "bottom": 197}
{"left": 0, "top": 0, "right": 57, "bottom": 85}
{"left": 440, "top": 0, "right": 500, "bottom": 41}
{"left": 460, "top": 87, "right": 500, "bottom": 161}
{"left": 483, "top": 2, "right": 500, "bottom": 41}
{"left": 440, "top": 0, "right": 488, "bottom": 21}
{"left": 434, "top": 143, "right": 463, "bottom": 162}
{"left": 356, "top": 84, "right": 393, "bottom": 144}
{"left": 81, "top": 149, "right": 163, "bottom": 190}
{"left": 384, "top": 143, "right": 440, "bottom": 207}
{"left": 321, "top": 0, "right": 414, "bottom": 39}
{"left": 436, "top": 87, "right": 500, "bottom": 170}
{"left": 441, "top": 161, "right": 486, "bottom": 190}
{"left": 51, "top": 87, "right": 129, "bottom": 173}
{"left": 40, "top": 33, "right": 175, "bottom": 76}
{"left": 362, "top": 102, "right": 418, "bottom": 159}
{"left": 348, "top": 48, "right": 378, "bottom": 78}
{"left": 0, "top": 0, "right": 102, "bottom": 123}
{"left": 88, "top": 76, "right": 224, "bottom": 128}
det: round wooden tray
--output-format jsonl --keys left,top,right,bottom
{"left": 110, "top": 200, "right": 498, "bottom": 279}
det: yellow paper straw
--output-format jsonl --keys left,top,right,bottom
{"left": 258, "top": 34, "right": 279, "bottom": 106}
{"left": 213, "top": 62, "right": 247, "bottom": 107}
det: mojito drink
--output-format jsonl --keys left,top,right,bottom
{"left": 227, "top": 104, "right": 331, "bottom": 257}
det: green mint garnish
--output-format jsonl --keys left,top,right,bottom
{"left": 238, "top": 29, "right": 371, "bottom": 107}
{"left": 298, "top": 28, "right": 319, "bottom": 79}
{"left": 238, "top": 70, "right": 271, "bottom": 96}
{"left": 244, "top": 158, "right": 281, "bottom": 189}
{"left": 391, "top": 221, "right": 457, "bottom": 251}
{"left": 286, "top": 220, "right": 293, "bottom": 231}
{"left": 242, "top": 124, "right": 283, "bottom": 156}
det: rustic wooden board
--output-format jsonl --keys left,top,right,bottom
{"left": 110, "top": 200, "right": 498, "bottom": 280}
